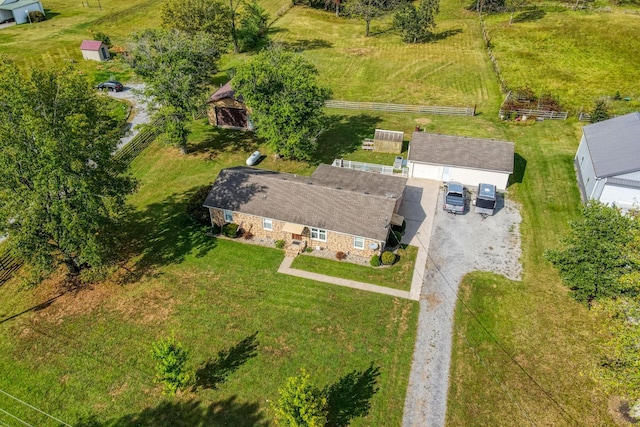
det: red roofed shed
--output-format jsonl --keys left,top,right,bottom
{"left": 80, "top": 40, "right": 110, "bottom": 62}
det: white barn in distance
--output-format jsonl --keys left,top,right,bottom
{"left": 575, "top": 112, "right": 640, "bottom": 211}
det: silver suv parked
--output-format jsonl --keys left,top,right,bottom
{"left": 443, "top": 181, "right": 465, "bottom": 214}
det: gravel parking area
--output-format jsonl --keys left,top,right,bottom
{"left": 403, "top": 186, "right": 522, "bottom": 427}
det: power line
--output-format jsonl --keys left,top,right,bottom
{"left": 0, "top": 389, "right": 71, "bottom": 427}
{"left": 421, "top": 253, "right": 536, "bottom": 427}
{"left": 0, "top": 407, "right": 33, "bottom": 427}
{"left": 426, "top": 249, "right": 582, "bottom": 426}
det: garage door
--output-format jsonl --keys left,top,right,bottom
{"left": 215, "top": 107, "right": 247, "bottom": 129}
{"left": 411, "top": 163, "right": 442, "bottom": 180}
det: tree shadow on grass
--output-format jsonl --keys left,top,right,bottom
{"left": 512, "top": 8, "right": 546, "bottom": 23}
{"left": 313, "top": 114, "right": 380, "bottom": 164}
{"left": 117, "top": 187, "right": 219, "bottom": 284}
{"left": 189, "top": 126, "right": 261, "bottom": 159}
{"left": 75, "top": 396, "right": 269, "bottom": 427}
{"left": 428, "top": 28, "right": 463, "bottom": 42}
{"left": 324, "top": 364, "right": 381, "bottom": 427}
{"left": 280, "top": 38, "right": 333, "bottom": 52}
{"left": 194, "top": 332, "right": 260, "bottom": 391}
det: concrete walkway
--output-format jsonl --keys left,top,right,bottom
{"left": 278, "top": 256, "right": 416, "bottom": 300}
{"left": 398, "top": 179, "right": 441, "bottom": 301}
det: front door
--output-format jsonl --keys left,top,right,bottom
{"left": 292, "top": 233, "right": 302, "bottom": 241}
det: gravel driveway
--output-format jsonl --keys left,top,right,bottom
{"left": 105, "top": 83, "right": 152, "bottom": 150}
{"left": 402, "top": 187, "right": 522, "bottom": 427}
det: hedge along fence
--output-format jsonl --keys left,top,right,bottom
{"left": 325, "top": 100, "right": 476, "bottom": 117}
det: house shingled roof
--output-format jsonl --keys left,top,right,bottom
{"left": 80, "top": 40, "right": 104, "bottom": 51}
{"left": 207, "top": 81, "right": 243, "bottom": 103}
{"left": 203, "top": 166, "right": 407, "bottom": 241}
{"left": 408, "top": 132, "right": 514, "bottom": 173}
{"left": 582, "top": 112, "right": 640, "bottom": 178}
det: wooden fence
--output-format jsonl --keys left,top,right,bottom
{"left": 113, "top": 116, "right": 165, "bottom": 166}
{"left": 325, "top": 100, "right": 475, "bottom": 117}
{"left": 499, "top": 108, "right": 569, "bottom": 120}
{"left": 0, "top": 247, "right": 22, "bottom": 286}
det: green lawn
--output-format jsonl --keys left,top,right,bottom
{"left": 291, "top": 245, "right": 418, "bottom": 291}
{"left": 484, "top": 8, "right": 640, "bottom": 112}
{"left": 0, "top": 134, "right": 418, "bottom": 425}
{"left": 269, "top": 6, "right": 500, "bottom": 110}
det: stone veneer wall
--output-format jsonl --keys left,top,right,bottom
{"left": 209, "top": 208, "right": 384, "bottom": 259}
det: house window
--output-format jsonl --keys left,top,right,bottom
{"left": 263, "top": 218, "right": 273, "bottom": 231}
{"left": 311, "top": 228, "right": 327, "bottom": 242}
{"left": 224, "top": 210, "right": 233, "bottom": 222}
{"left": 354, "top": 236, "right": 365, "bottom": 250}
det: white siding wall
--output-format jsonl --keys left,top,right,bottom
{"left": 82, "top": 50, "right": 103, "bottom": 61}
{"left": 600, "top": 185, "right": 640, "bottom": 210}
{"left": 448, "top": 167, "right": 509, "bottom": 191}
{"left": 575, "top": 136, "right": 599, "bottom": 198}
{"left": 409, "top": 162, "right": 509, "bottom": 190}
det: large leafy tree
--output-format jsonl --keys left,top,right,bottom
{"left": 126, "top": 29, "right": 221, "bottom": 153}
{"left": 546, "top": 202, "right": 638, "bottom": 305}
{"left": 0, "top": 60, "right": 136, "bottom": 276}
{"left": 161, "top": 0, "right": 269, "bottom": 53}
{"left": 233, "top": 45, "right": 331, "bottom": 161}
{"left": 346, "top": 0, "right": 396, "bottom": 36}
{"left": 393, "top": 0, "right": 439, "bottom": 43}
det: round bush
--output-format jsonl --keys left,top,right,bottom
{"left": 222, "top": 223, "right": 239, "bottom": 238}
{"left": 381, "top": 251, "right": 396, "bottom": 265}
{"left": 29, "top": 10, "right": 45, "bottom": 22}
{"left": 186, "top": 185, "right": 211, "bottom": 226}
{"left": 275, "top": 239, "right": 285, "bottom": 249}
{"left": 370, "top": 255, "right": 381, "bottom": 267}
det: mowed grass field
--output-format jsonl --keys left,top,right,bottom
{"left": 0, "top": 132, "right": 418, "bottom": 425}
{"left": 269, "top": 6, "right": 499, "bottom": 109}
{"left": 484, "top": 8, "right": 640, "bottom": 112}
{"left": 1, "top": 0, "right": 639, "bottom": 424}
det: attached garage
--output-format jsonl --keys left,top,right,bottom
{"left": 407, "top": 132, "right": 514, "bottom": 190}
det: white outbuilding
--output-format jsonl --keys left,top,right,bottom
{"left": 80, "top": 40, "right": 110, "bottom": 61}
{"left": 575, "top": 112, "right": 640, "bottom": 211}
{"left": 407, "top": 132, "right": 515, "bottom": 190}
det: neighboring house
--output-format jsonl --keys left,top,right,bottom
{"left": 207, "top": 81, "right": 254, "bottom": 131}
{"left": 80, "top": 40, "right": 110, "bottom": 61}
{"left": 407, "top": 132, "right": 515, "bottom": 190}
{"left": 203, "top": 164, "right": 407, "bottom": 259}
{"left": 0, "top": 0, "right": 43, "bottom": 25}
{"left": 575, "top": 112, "right": 640, "bottom": 211}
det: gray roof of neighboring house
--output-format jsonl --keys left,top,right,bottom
{"left": 203, "top": 166, "right": 406, "bottom": 241}
{"left": 207, "top": 81, "right": 243, "bottom": 103}
{"left": 408, "top": 133, "right": 514, "bottom": 173}
{"left": 0, "top": 0, "right": 39, "bottom": 10}
{"left": 582, "top": 112, "right": 640, "bottom": 178}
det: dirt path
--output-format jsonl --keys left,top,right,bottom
{"left": 105, "top": 83, "right": 152, "bottom": 151}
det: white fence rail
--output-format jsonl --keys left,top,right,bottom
{"left": 325, "top": 100, "right": 475, "bottom": 117}
{"left": 332, "top": 159, "right": 409, "bottom": 177}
